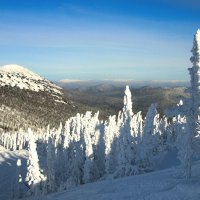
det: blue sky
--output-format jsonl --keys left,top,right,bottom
{"left": 0, "top": 0, "right": 199, "bottom": 81}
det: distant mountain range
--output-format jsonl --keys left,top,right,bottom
{"left": 0, "top": 64, "right": 190, "bottom": 131}
{"left": 62, "top": 83, "right": 189, "bottom": 117}
{"left": 58, "top": 79, "right": 189, "bottom": 89}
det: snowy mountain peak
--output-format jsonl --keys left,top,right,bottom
{"left": 0, "top": 64, "right": 65, "bottom": 103}
{"left": 0, "top": 64, "right": 43, "bottom": 80}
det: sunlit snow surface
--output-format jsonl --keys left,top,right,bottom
{"left": 0, "top": 64, "right": 66, "bottom": 103}
{"left": 0, "top": 64, "right": 62, "bottom": 93}
{"left": 44, "top": 167, "right": 200, "bottom": 200}
{"left": 1, "top": 65, "right": 43, "bottom": 80}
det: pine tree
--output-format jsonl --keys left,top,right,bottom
{"left": 83, "top": 127, "right": 94, "bottom": 183}
{"left": 104, "top": 115, "right": 118, "bottom": 176}
{"left": 183, "top": 29, "right": 200, "bottom": 179}
{"left": 44, "top": 137, "right": 56, "bottom": 194}
{"left": 25, "top": 128, "right": 46, "bottom": 196}
{"left": 66, "top": 113, "right": 85, "bottom": 188}
{"left": 132, "top": 111, "right": 143, "bottom": 141}
{"left": 139, "top": 103, "right": 159, "bottom": 170}
{"left": 115, "top": 86, "right": 138, "bottom": 177}
{"left": 91, "top": 117, "right": 105, "bottom": 179}
{"left": 166, "top": 30, "right": 200, "bottom": 179}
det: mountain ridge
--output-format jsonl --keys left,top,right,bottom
{"left": 0, "top": 64, "right": 95, "bottom": 131}
{"left": 0, "top": 64, "right": 43, "bottom": 80}
{"left": 0, "top": 64, "right": 65, "bottom": 104}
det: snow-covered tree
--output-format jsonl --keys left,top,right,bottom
{"left": 132, "top": 111, "right": 143, "bottom": 141}
{"left": 189, "top": 29, "right": 200, "bottom": 117}
{"left": 81, "top": 111, "right": 102, "bottom": 183}
{"left": 181, "top": 29, "right": 200, "bottom": 179}
{"left": 122, "top": 85, "right": 134, "bottom": 121}
{"left": 137, "top": 103, "right": 159, "bottom": 171}
{"left": 115, "top": 86, "right": 138, "bottom": 177}
{"left": 91, "top": 119, "right": 105, "bottom": 179}
{"left": 65, "top": 114, "right": 85, "bottom": 188}
{"left": 83, "top": 127, "right": 95, "bottom": 183}
{"left": 104, "top": 115, "right": 118, "bottom": 176}
{"left": 157, "top": 116, "right": 170, "bottom": 151}
{"left": 166, "top": 29, "right": 200, "bottom": 179}
{"left": 25, "top": 128, "right": 46, "bottom": 196}
{"left": 43, "top": 137, "right": 56, "bottom": 194}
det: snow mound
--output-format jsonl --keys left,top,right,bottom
{"left": 0, "top": 64, "right": 43, "bottom": 80}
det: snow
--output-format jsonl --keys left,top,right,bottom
{"left": 123, "top": 85, "right": 133, "bottom": 118}
{"left": 0, "top": 64, "right": 65, "bottom": 102}
{"left": 1, "top": 64, "right": 43, "bottom": 80}
{"left": 36, "top": 162, "right": 200, "bottom": 200}
{"left": 0, "top": 29, "right": 200, "bottom": 200}
{"left": 54, "top": 99, "right": 67, "bottom": 104}
{"left": 196, "top": 29, "right": 200, "bottom": 48}
{"left": 25, "top": 129, "right": 46, "bottom": 195}
{"left": 0, "top": 146, "right": 28, "bottom": 200}
{"left": 1, "top": 145, "right": 200, "bottom": 200}
{"left": 190, "top": 29, "right": 200, "bottom": 68}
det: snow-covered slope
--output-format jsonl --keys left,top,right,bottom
{"left": 50, "top": 168, "right": 200, "bottom": 200}
{"left": 0, "top": 64, "right": 76, "bottom": 130}
{"left": 0, "top": 64, "right": 63, "bottom": 97}
{"left": 0, "top": 147, "right": 28, "bottom": 200}
{"left": 45, "top": 167, "right": 200, "bottom": 200}
{"left": 0, "top": 147, "right": 200, "bottom": 200}
{"left": 1, "top": 64, "right": 43, "bottom": 80}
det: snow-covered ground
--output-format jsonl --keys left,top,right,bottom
{"left": 1, "top": 65, "right": 43, "bottom": 81}
{"left": 0, "top": 146, "right": 28, "bottom": 200}
{"left": 0, "top": 145, "right": 200, "bottom": 200}
{"left": 27, "top": 165, "right": 197, "bottom": 200}
{"left": 43, "top": 165, "right": 200, "bottom": 200}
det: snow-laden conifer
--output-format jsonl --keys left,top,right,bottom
{"left": 83, "top": 126, "right": 95, "bottom": 183}
{"left": 139, "top": 103, "right": 159, "bottom": 170}
{"left": 25, "top": 128, "right": 46, "bottom": 196}
{"left": 122, "top": 85, "right": 133, "bottom": 120}
{"left": 44, "top": 137, "right": 56, "bottom": 194}
{"left": 183, "top": 29, "right": 200, "bottom": 179}
{"left": 104, "top": 115, "right": 120, "bottom": 177}
{"left": 165, "top": 30, "right": 200, "bottom": 179}
{"left": 66, "top": 113, "right": 85, "bottom": 188}
{"left": 91, "top": 119, "right": 105, "bottom": 178}
{"left": 115, "top": 86, "right": 137, "bottom": 177}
